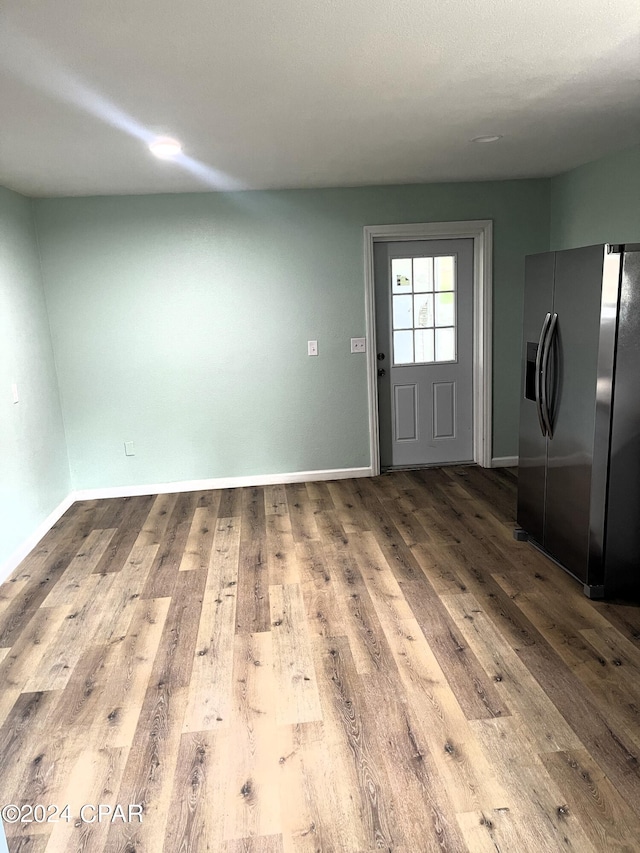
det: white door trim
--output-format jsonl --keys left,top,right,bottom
{"left": 364, "top": 220, "right": 493, "bottom": 475}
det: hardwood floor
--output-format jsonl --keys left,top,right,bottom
{"left": 1, "top": 466, "right": 640, "bottom": 852}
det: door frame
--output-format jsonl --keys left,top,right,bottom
{"left": 364, "top": 220, "right": 493, "bottom": 475}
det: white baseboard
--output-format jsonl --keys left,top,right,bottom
{"left": 491, "top": 456, "right": 518, "bottom": 468}
{"left": 0, "top": 493, "right": 76, "bottom": 584}
{"left": 0, "top": 467, "right": 372, "bottom": 583}
{"left": 72, "top": 466, "right": 373, "bottom": 501}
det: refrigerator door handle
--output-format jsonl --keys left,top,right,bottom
{"left": 541, "top": 312, "right": 558, "bottom": 438}
{"left": 535, "top": 313, "right": 552, "bottom": 437}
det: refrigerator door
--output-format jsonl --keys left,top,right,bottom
{"left": 517, "top": 252, "right": 555, "bottom": 544}
{"left": 544, "top": 245, "right": 606, "bottom": 583}
{"left": 604, "top": 247, "right": 640, "bottom": 596}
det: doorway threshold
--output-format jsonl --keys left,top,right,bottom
{"left": 381, "top": 460, "right": 476, "bottom": 473}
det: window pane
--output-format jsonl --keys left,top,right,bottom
{"left": 392, "top": 258, "right": 412, "bottom": 293}
{"left": 413, "top": 294, "right": 433, "bottom": 328}
{"left": 435, "top": 291, "right": 455, "bottom": 326}
{"left": 435, "top": 256, "right": 455, "bottom": 291}
{"left": 413, "top": 257, "right": 433, "bottom": 292}
{"left": 392, "top": 295, "right": 413, "bottom": 329}
{"left": 435, "top": 327, "right": 456, "bottom": 361}
{"left": 414, "top": 329, "right": 434, "bottom": 362}
{"left": 393, "top": 330, "right": 414, "bottom": 364}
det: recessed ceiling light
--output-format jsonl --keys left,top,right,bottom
{"left": 149, "top": 136, "right": 182, "bottom": 159}
{"left": 471, "top": 135, "right": 502, "bottom": 144}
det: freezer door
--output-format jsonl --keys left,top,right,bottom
{"left": 517, "top": 252, "right": 554, "bottom": 543}
{"left": 544, "top": 245, "right": 606, "bottom": 583}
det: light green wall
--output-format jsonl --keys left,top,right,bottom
{"left": 0, "top": 187, "right": 70, "bottom": 567}
{"left": 550, "top": 144, "right": 640, "bottom": 250}
{"left": 7, "top": 140, "right": 639, "bottom": 560}
{"left": 35, "top": 180, "right": 549, "bottom": 489}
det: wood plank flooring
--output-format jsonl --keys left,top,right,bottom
{"left": 1, "top": 466, "right": 640, "bottom": 852}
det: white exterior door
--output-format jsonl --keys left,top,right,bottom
{"left": 374, "top": 238, "right": 474, "bottom": 468}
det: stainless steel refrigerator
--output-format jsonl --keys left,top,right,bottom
{"left": 516, "top": 243, "right": 640, "bottom": 599}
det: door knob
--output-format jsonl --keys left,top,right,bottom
{"left": 378, "top": 368, "right": 386, "bottom": 377}
{"left": 377, "top": 352, "right": 385, "bottom": 360}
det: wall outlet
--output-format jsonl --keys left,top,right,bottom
{"left": 124, "top": 441, "right": 135, "bottom": 456}
{"left": 11, "top": 383, "right": 19, "bottom": 404}
{"left": 351, "top": 337, "right": 366, "bottom": 353}
{"left": 307, "top": 340, "right": 318, "bottom": 356}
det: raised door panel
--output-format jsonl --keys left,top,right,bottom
{"left": 433, "top": 382, "right": 455, "bottom": 439}
{"left": 394, "top": 384, "right": 418, "bottom": 441}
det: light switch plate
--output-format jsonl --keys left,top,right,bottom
{"left": 124, "top": 441, "right": 135, "bottom": 456}
{"left": 351, "top": 337, "right": 366, "bottom": 353}
{"left": 307, "top": 340, "right": 318, "bottom": 356}
{"left": 11, "top": 383, "right": 19, "bottom": 404}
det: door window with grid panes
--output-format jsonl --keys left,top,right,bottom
{"left": 391, "top": 256, "right": 456, "bottom": 365}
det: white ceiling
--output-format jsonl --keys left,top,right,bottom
{"left": 1, "top": 0, "right": 639, "bottom": 197}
